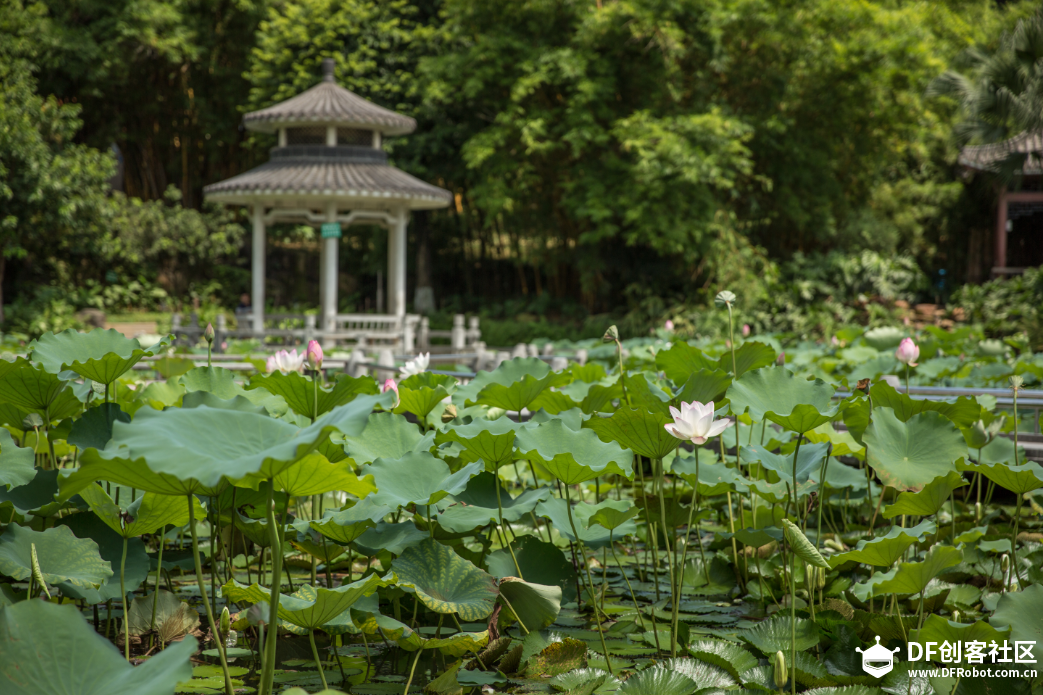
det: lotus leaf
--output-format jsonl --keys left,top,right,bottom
{"left": 460, "top": 357, "right": 557, "bottom": 411}
{"left": 497, "top": 576, "right": 562, "bottom": 632}
{"left": 661, "top": 657, "right": 736, "bottom": 688}
{"left": 683, "top": 639, "right": 758, "bottom": 680}
{"left": 737, "top": 616, "right": 821, "bottom": 654}
{"left": 991, "top": 583, "right": 1043, "bottom": 668}
{"left": 369, "top": 452, "right": 481, "bottom": 507}
{"left": 55, "top": 511, "right": 149, "bottom": 604}
{"left": 583, "top": 405, "right": 677, "bottom": 460}
{"left": 309, "top": 496, "right": 392, "bottom": 545}
{"left": 79, "top": 482, "right": 205, "bottom": 537}
{"left": 0, "top": 522, "right": 112, "bottom": 589}
{"left": 30, "top": 329, "right": 170, "bottom": 385}
{"left": 882, "top": 471, "right": 968, "bottom": 519}
{"left": 957, "top": 458, "right": 1043, "bottom": 494}
{"left": 909, "top": 615, "right": 1011, "bottom": 653}
{"left": 67, "top": 403, "right": 131, "bottom": 452}
{"left": 222, "top": 572, "right": 390, "bottom": 630}
{"left": 516, "top": 419, "right": 633, "bottom": 484}
{"left": 863, "top": 408, "right": 965, "bottom": 492}
{"left": 437, "top": 472, "right": 552, "bottom": 533}
{"left": 247, "top": 371, "right": 377, "bottom": 419}
{"left": 720, "top": 341, "right": 777, "bottom": 378}
{"left": 727, "top": 367, "right": 838, "bottom": 432}
{"left": 436, "top": 416, "right": 520, "bottom": 469}
{"left": 621, "top": 372, "right": 673, "bottom": 416}
{"left": 741, "top": 441, "right": 830, "bottom": 484}
{"left": 731, "top": 526, "right": 784, "bottom": 549}
{"left": 486, "top": 535, "right": 578, "bottom": 602}
{"left": 587, "top": 504, "right": 641, "bottom": 531}
{"left": 671, "top": 455, "right": 749, "bottom": 496}
{"left": 355, "top": 522, "right": 428, "bottom": 556}
{"left": 828, "top": 520, "right": 937, "bottom": 568}
{"left": 272, "top": 453, "right": 375, "bottom": 498}
{"left": 127, "top": 589, "right": 200, "bottom": 638}
{"left": 549, "top": 668, "right": 620, "bottom": 693}
{"left": 536, "top": 498, "right": 638, "bottom": 547}
{"left": 655, "top": 343, "right": 717, "bottom": 384}
{"left": 395, "top": 372, "right": 457, "bottom": 421}
{"left": 0, "top": 600, "right": 195, "bottom": 695}
{"left": 337, "top": 412, "right": 435, "bottom": 465}
{"left": 62, "top": 393, "right": 387, "bottom": 495}
{"left": 674, "top": 368, "right": 732, "bottom": 407}
{"left": 349, "top": 601, "right": 424, "bottom": 651}
{"left": 0, "top": 357, "right": 70, "bottom": 412}
{"left": 392, "top": 538, "right": 499, "bottom": 620}
{"left": 0, "top": 428, "right": 34, "bottom": 491}
{"left": 616, "top": 666, "right": 698, "bottom": 695}
{"left": 869, "top": 382, "right": 981, "bottom": 428}
{"left": 851, "top": 546, "right": 963, "bottom": 600}
{"left": 426, "top": 630, "right": 491, "bottom": 657}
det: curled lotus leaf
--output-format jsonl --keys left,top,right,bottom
{"left": 828, "top": 520, "right": 937, "bottom": 568}
{"left": 309, "top": 496, "right": 392, "bottom": 545}
{"left": 882, "top": 471, "right": 968, "bottom": 519}
{"left": 957, "top": 457, "right": 1043, "bottom": 494}
{"left": 436, "top": 472, "right": 552, "bottom": 533}
{"left": 535, "top": 498, "right": 638, "bottom": 547}
{"left": 851, "top": 545, "right": 963, "bottom": 600}
{"left": 368, "top": 452, "right": 482, "bottom": 507}
{"left": 516, "top": 419, "right": 633, "bottom": 485}
{"left": 435, "top": 416, "right": 520, "bottom": 469}
{"left": 781, "top": 519, "right": 829, "bottom": 568}
{"left": 392, "top": 538, "right": 499, "bottom": 621}
{"left": 29, "top": 329, "right": 170, "bottom": 384}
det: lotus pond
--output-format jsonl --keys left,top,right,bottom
{"left": 0, "top": 322, "right": 1041, "bottom": 695}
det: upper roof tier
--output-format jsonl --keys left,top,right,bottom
{"left": 960, "top": 131, "right": 1043, "bottom": 176}
{"left": 242, "top": 59, "right": 416, "bottom": 136}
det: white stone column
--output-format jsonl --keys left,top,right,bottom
{"left": 322, "top": 201, "right": 339, "bottom": 343}
{"left": 251, "top": 204, "right": 265, "bottom": 335}
{"left": 388, "top": 209, "right": 408, "bottom": 316}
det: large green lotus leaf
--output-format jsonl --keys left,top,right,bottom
{"left": 395, "top": 372, "right": 457, "bottom": 421}
{"left": 368, "top": 452, "right": 481, "bottom": 507}
{"left": 828, "top": 520, "right": 936, "bottom": 568}
{"left": 460, "top": 357, "right": 556, "bottom": 412}
{"left": 0, "top": 428, "right": 34, "bottom": 490}
{"left": 222, "top": 572, "right": 389, "bottom": 630}
{"left": 435, "top": 417, "right": 519, "bottom": 469}
{"left": 851, "top": 545, "right": 963, "bottom": 600}
{"left": 661, "top": 657, "right": 736, "bottom": 689}
{"left": 740, "top": 441, "right": 830, "bottom": 484}
{"left": 29, "top": 329, "right": 170, "bottom": 384}
{"left": 474, "top": 373, "right": 556, "bottom": 412}
{"left": 272, "top": 453, "right": 375, "bottom": 498}
{"left": 909, "top": 615, "right": 1011, "bottom": 654}
{"left": 863, "top": 408, "right": 964, "bottom": 492}
{"left": 869, "top": 381, "right": 981, "bottom": 428}
{"left": 0, "top": 469, "right": 61, "bottom": 516}
{"left": 0, "top": 357, "right": 70, "bottom": 411}
{"left": 992, "top": 583, "right": 1043, "bottom": 668}
{"left": 436, "top": 472, "right": 551, "bottom": 533}
{"left": 337, "top": 412, "right": 434, "bottom": 465}
{"left": 67, "top": 403, "right": 131, "bottom": 451}
{"left": 534, "top": 498, "right": 637, "bottom": 547}
{"left": 79, "top": 482, "right": 205, "bottom": 537}
{"left": 674, "top": 368, "right": 732, "bottom": 408}
{"left": 61, "top": 449, "right": 224, "bottom": 498}
{"left": 655, "top": 342, "right": 717, "bottom": 385}
{"left": 727, "top": 367, "right": 838, "bottom": 432}
{"left": 497, "top": 576, "right": 561, "bottom": 632}
{"left": 583, "top": 405, "right": 677, "bottom": 460}
{"left": 179, "top": 366, "right": 288, "bottom": 415}
{"left": 580, "top": 381, "right": 624, "bottom": 415}
{"left": 823, "top": 460, "right": 869, "bottom": 491}
{"left": 392, "top": 538, "right": 499, "bottom": 620}
{"left": 0, "top": 600, "right": 195, "bottom": 695}
{"left": 684, "top": 640, "right": 759, "bottom": 681}
{"left": 355, "top": 523, "right": 428, "bottom": 559}
{"left": 54, "top": 511, "right": 149, "bottom": 604}
{"left": 587, "top": 504, "right": 641, "bottom": 531}
{"left": 975, "top": 435, "right": 1024, "bottom": 466}
{"left": 549, "top": 669, "right": 620, "bottom": 693}
{"left": 719, "top": 341, "right": 777, "bottom": 378}
{"left": 957, "top": 458, "right": 1043, "bottom": 494}
{"left": 309, "top": 496, "right": 392, "bottom": 545}
{"left": 747, "top": 477, "right": 817, "bottom": 503}
{"left": 883, "top": 471, "right": 968, "bottom": 519}
{"left": 229, "top": 511, "right": 282, "bottom": 549}
{"left": 842, "top": 395, "right": 872, "bottom": 446}
{"left": 350, "top": 605, "right": 424, "bottom": 650}
{"left": 424, "top": 630, "right": 491, "bottom": 657}
{"left": 486, "top": 535, "right": 578, "bottom": 602}
{"left": 63, "top": 393, "right": 387, "bottom": 495}
{"left": 516, "top": 419, "right": 633, "bottom": 484}
{"left": 246, "top": 371, "right": 377, "bottom": 419}
{"left": 731, "top": 526, "right": 784, "bottom": 549}
{"left": 737, "top": 616, "right": 821, "bottom": 655}
{"left": 617, "top": 667, "right": 697, "bottom": 695}
{"left": 0, "top": 523, "right": 112, "bottom": 589}
{"left": 671, "top": 456, "right": 749, "bottom": 496}
{"left": 621, "top": 371, "right": 673, "bottom": 416}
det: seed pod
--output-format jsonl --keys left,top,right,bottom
{"left": 715, "top": 290, "right": 736, "bottom": 308}
{"left": 602, "top": 325, "right": 619, "bottom": 343}
{"left": 773, "top": 651, "right": 787, "bottom": 688}
{"left": 220, "top": 606, "right": 230, "bottom": 638}
{"left": 441, "top": 403, "right": 458, "bottom": 423}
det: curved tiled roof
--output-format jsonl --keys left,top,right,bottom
{"left": 960, "top": 131, "right": 1043, "bottom": 175}
{"left": 203, "top": 154, "right": 451, "bottom": 210}
{"left": 243, "top": 59, "right": 416, "bottom": 136}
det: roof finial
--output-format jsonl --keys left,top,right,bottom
{"left": 321, "top": 58, "right": 336, "bottom": 83}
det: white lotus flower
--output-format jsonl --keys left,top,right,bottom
{"left": 665, "top": 400, "right": 732, "bottom": 445}
{"left": 399, "top": 352, "right": 430, "bottom": 377}
{"left": 266, "top": 349, "right": 305, "bottom": 374}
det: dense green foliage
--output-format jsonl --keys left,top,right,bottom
{"left": 0, "top": 326, "right": 1041, "bottom": 693}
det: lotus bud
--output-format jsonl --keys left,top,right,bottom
{"left": 1001, "top": 553, "right": 1010, "bottom": 574}
{"left": 952, "top": 610, "right": 961, "bottom": 623}
{"left": 603, "top": 325, "right": 619, "bottom": 343}
{"left": 805, "top": 563, "right": 815, "bottom": 588}
{"left": 975, "top": 501, "right": 982, "bottom": 522}
{"left": 204, "top": 322, "right": 215, "bottom": 345}
{"left": 441, "top": 403, "right": 458, "bottom": 423}
{"left": 776, "top": 352, "right": 785, "bottom": 366}
{"left": 219, "top": 606, "right": 231, "bottom": 638}
{"left": 382, "top": 378, "right": 400, "bottom": 407}
{"left": 742, "top": 323, "right": 751, "bottom": 337}
{"left": 817, "top": 566, "right": 827, "bottom": 590}
{"left": 664, "top": 319, "right": 674, "bottom": 332}
{"left": 715, "top": 290, "right": 736, "bottom": 308}
{"left": 306, "top": 339, "right": 324, "bottom": 370}
{"left": 773, "top": 651, "right": 787, "bottom": 689}
{"left": 895, "top": 337, "right": 919, "bottom": 366}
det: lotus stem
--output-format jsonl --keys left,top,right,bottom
{"left": 817, "top": 445, "right": 831, "bottom": 549}
{"left": 402, "top": 646, "right": 424, "bottom": 695}
{"left": 726, "top": 304, "right": 737, "bottom": 375}
{"left": 259, "top": 483, "right": 284, "bottom": 695}
{"left": 497, "top": 590, "right": 530, "bottom": 634}
{"left": 610, "top": 531, "right": 646, "bottom": 632}
{"left": 1011, "top": 493, "right": 1024, "bottom": 589}
{"left": 494, "top": 471, "right": 524, "bottom": 579}
{"left": 187, "top": 495, "right": 234, "bottom": 695}
{"left": 790, "top": 434, "right": 803, "bottom": 528}
{"left": 308, "top": 629, "right": 329, "bottom": 690}
{"left": 563, "top": 484, "right": 614, "bottom": 675}
{"left": 121, "top": 534, "right": 130, "bottom": 661}
{"left": 693, "top": 447, "right": 711, "bottom": 586}
{"left": 790, "top": 547, "right": 796, "bottom": 695}
{"left": 655, "top": 458, "right": 677, "bottom": 657}
{"left": 636, "top": 461, "right": 661, "bottom": 603}
{"left": 151, "top": 528, "right": 165, "bottom": 634}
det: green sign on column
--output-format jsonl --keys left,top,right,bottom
{"left": 320, "top": 222, "right": 342, "bottom": 239}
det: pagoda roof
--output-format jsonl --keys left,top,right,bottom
{"left": 960, "top": 131, "right": 1043, "bottom": 175}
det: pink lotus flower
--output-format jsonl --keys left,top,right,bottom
{"left": 664, "top": 401, "right": 732, "bottom": 445}
{"left": 742, "top": 324, "right": 750, "bottom": 337}
{"left": 306, "top": 340, "right": 323, "bottom": 370}
{"left": 266, "top": 349, "right": 305, "bottom": 374}
{"left": 664, "top": 320, "right": 674, "bottom": 331}
{"left": 382, "top": 378, "right": 399, "bottom": 407}
{"left": 895, "top": 338, "right": 919, "bottom": 367}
